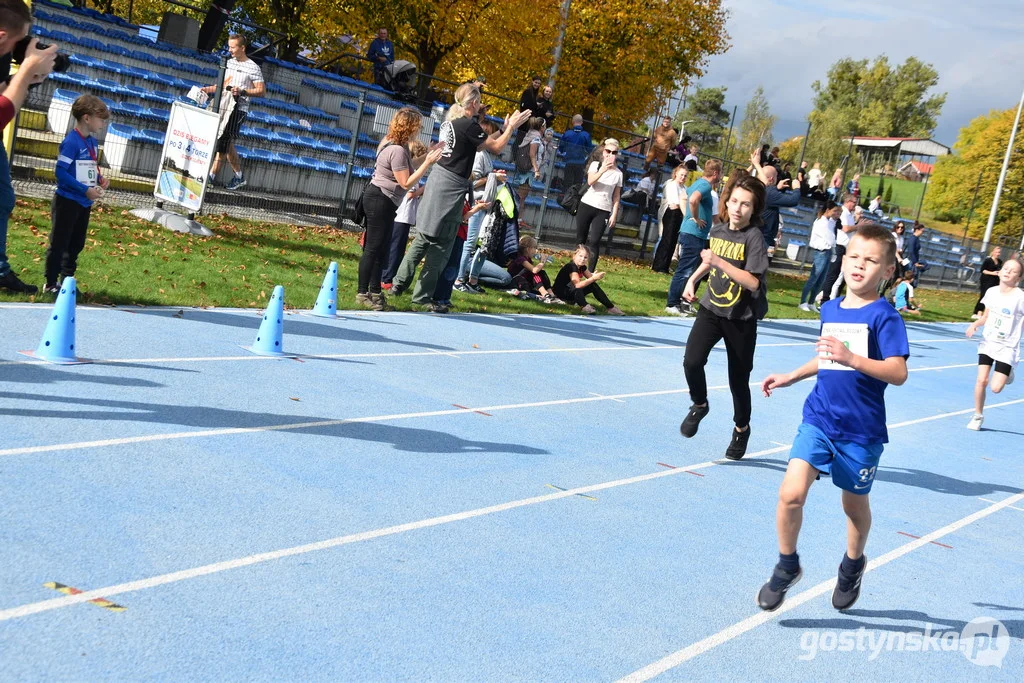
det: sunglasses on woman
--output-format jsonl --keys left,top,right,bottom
{"left": 605, "top": 149, "right": 618, "bottom": 155}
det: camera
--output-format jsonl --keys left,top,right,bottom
{"left": 11, "top": 36, "right": 70, "bottom": 73}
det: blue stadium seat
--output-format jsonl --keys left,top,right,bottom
{"left": 137, "top": 129, "right": 165, "bottom": 145}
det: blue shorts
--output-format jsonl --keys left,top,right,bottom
{"left": 789, "top": 423, "right": 884, "bottom": 494}
{"left": 513, "top": 170, "right": 536, "bottom": 187}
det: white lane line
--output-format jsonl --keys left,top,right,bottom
{"left": 0, "top": 338, "right": 971, "bottom": 367}
{"left": 589, "top": 392, "right": 627, "bottom": 404}
{"left": 978, "top": 497, "right": 1024, "bottom": 512}
{"left": 1, "top": 399, "right": 1020, "bottom": 623}
{"left": 616, "top": 491, "right": 1024, "bottom": 683}
{"left": 0, "top": 363, "right": 991, "bottom": 458}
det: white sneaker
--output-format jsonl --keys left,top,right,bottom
{"left": 1006, "top": 368, "right": 1015, "bottom": 386}
{"left": 966, "top": 414, "right": 984, "bottom": 431}
{"left": 665, "top": 306, "right": 683, "bottom": 315}
{"left": 798, "top": 303, "right": 813, "bottom": 312}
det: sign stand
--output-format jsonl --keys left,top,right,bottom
{"left": 131, "top": 98, "right": 224, "bottom": 237}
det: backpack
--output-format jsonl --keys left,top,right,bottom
{"left": 514, "top": 137, "right": 536, "bottom": 173}
{"left": 480, "top": 186, "right": 520, "bottom": 268}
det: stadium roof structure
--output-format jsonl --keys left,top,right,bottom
{"left": 845, "top": 137, "right": 951, "bottom": 157}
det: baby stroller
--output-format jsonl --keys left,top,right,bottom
{"left": 382, "top": 60, "right": 418, "bottom": 100}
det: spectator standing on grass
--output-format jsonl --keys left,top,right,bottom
{"left": 44, "top": 95, "right": 109, "bottom": 295}
{"left": 820, "top": 193, "right": 858, "bottom": 305}
{"left": 454, "top": 119, "right": 504, "bottom": 295}
{"left": 392, "top": 84, "right": 530, "bottom": 311}
{"left": 381, "top": 141, "right": 428, "bottom": 290}
{"left": 367, "top": 28, "right": 394, "bottom": 89}
{"left": 665, "top": 160, "right": 723, "bottom": 316}
{"left": 973, "top": 246, "right": 1004, "bottom": 319}
{"left": 202, "top": 34, "right": 264, "bottom": 191}
{"left": 356, "top": 108, "right": 441, "bottom": 311}
{"left": 0, "top": 0, "right": 57, "bottom": 294}
{"left": 798, "top": 202, "right": 839, "bottom": 312}
{"left": 574, "top": 138, "right": 623, "bottom": 272}
{"left": 651, "top": 164, "right": 687, "bottom": 273}
{"left": 559, "top": 114, "right": 592, "bottom": 189}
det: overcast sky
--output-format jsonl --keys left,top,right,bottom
{"left": 687, "top": 0, "right": 1024, "bottom": 149}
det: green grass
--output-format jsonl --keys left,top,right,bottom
{"left": 0, "top": 197, "right": 979, "bottom": 321}
{"left": 858, "top": 175, "right": 925, "bottom": 214}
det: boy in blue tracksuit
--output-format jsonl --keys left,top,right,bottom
{"left": 757, "top": 223, "right": 910, "bottom": 612}
{"left": 46, "top": 94, "right": 109, "bottom": 294}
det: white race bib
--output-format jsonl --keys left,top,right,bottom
{"left": 819, "top": 322, "right": 869, "bottom": 371}
{"left": 76, "top": 159, "right": 98, "bottom": 187}
{"left": 989, "top": 308, "right": 1013, "bottom": 341}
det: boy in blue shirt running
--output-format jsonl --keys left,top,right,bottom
{"left": 45, "top": 94, "right": 109, "bottom": 294}
{"left": 756, "top": 224, "right": 909, "bottom": 612}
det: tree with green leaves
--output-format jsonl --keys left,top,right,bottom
{"left": 736, "top": 86, "right": 776, "bottom": 157}
{"left": 676, "top": 86, "right": 730, "bottom": 155}
{"left": 805, "top": 55, "right": 946, "bottom": 175}
{"left": 925, "top": 107, "right": 1024, "bottom": 240}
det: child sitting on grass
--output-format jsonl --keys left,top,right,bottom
{"left": 507, "top": 235, "right": 559, "bottom": 304}
{"left": 891, "top": 272, "right": 921, "bottom": 316}
{"left": 45, "top": 94, "right": 110, "bottom": 294}
{"left": 552, "top": 245, "right": 625, "bottom": 315}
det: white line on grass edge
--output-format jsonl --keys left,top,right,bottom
{"left": 0, "top": 397, "right": 1020, "bottom": 623}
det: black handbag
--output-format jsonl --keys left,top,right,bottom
{"left": 559, "top": 182, "right": 587, "bottom": 216}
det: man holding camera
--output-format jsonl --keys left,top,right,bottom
{"left": 0, "top": 0, "right": 57, "bottom": 293}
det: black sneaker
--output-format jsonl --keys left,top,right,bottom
{"left": 679, "top": 403, "right": 709, "bottom": 438}
{"left": 0, "top": 271, "right": 39, "bottom": 294}
{"left": 757, "top": 564, "right": 803, "bottom": 611}
{"left": 427, "top": 302, "right": 449, "bottom": 314}
{"left": 43, "top": 283, "right": 60, "bottom": 296}
{"left": 832, "top": 556, "right": 867, "bottom": 611}
{"left": 724, "top": 426, "right": 751, "bottom": 460}
{"left": 468, "top": 282, "right": 486, "bottom": 294}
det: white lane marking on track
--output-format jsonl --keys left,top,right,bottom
{"left": 0, "top": 363, "right": 992, "bottom": 458}
{"left": 615, "top": 490, "right": 1024, "bottom": 683}
{"left": 589, "top": 392, "right": 626, "bottom": 403}
{"left": 978, "top": 497, "right": 1024, "bottom": 512}
{"left": 1, "top": 400, "right": 1020, "bottom": 623}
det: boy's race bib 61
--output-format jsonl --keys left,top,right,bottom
{"left": 819, "top": 322, "right": 869, "bottom": 371}
{"left": 76, "top": 160, "right": 98, "bottom": 187}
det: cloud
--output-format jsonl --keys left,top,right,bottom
{"left": 697, "top": 0, "right": 1024, "bottom": 147}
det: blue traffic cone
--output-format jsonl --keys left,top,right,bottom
{"left": 245, "top": 285, "right": 290, "bottom": 357}
{"left": 310, "top": 261, "right": 338, "bottom": 318}
{"left": 20, "top": 277, "right": 88, "bottom": 364}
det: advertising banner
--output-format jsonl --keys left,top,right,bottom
{"left": 154, "top": 101, "right": 220, "bottom": 212}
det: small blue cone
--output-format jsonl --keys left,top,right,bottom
{"left": 245, "top": 285, "right": 290, "bottom": 357}
{"left": 20, "top": 277, "right": 88, "bottom": 365}
{"left": 310, "top": 261, "right": 338, "bottom": 318}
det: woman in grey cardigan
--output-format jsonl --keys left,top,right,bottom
{"left": 392, "top": 84, "right": 531, "bottom": 310}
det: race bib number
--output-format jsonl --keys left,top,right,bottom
{"left": 76, "top": 160, "right": 98, "bottom": 187}
{"left": 989, "top": 308, "right": 1013, "bottom": 341}
{"left": 819, "top": 322, "right": 869, "bottom": 371}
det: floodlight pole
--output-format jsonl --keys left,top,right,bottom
{"left": 982, "top": 84, "right": 1024, "bottom": 250}
{"left": 548, "top": 0, "right": 572, "bottom": 89}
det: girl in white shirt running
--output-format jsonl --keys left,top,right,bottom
{"left": 965, "top": 259, "right": 1024, "bottom": 430}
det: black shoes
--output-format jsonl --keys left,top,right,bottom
{"left": 0, "top": 271, "right": 38, "bottom": 294}
{"left": 757, "top": 564, "right": 803, "bottom": 611}
{"left": 679, "top": 403, "right": 709, "bottom": 438}
{"left": 725, "top": 426, "right": 751, "bottom": 460}
{"left": 832, "top": 556, "right": 867, "bottom": 611}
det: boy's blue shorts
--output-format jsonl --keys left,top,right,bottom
{"left": 789, "top": 423, "right": 884, "bottom": 494}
